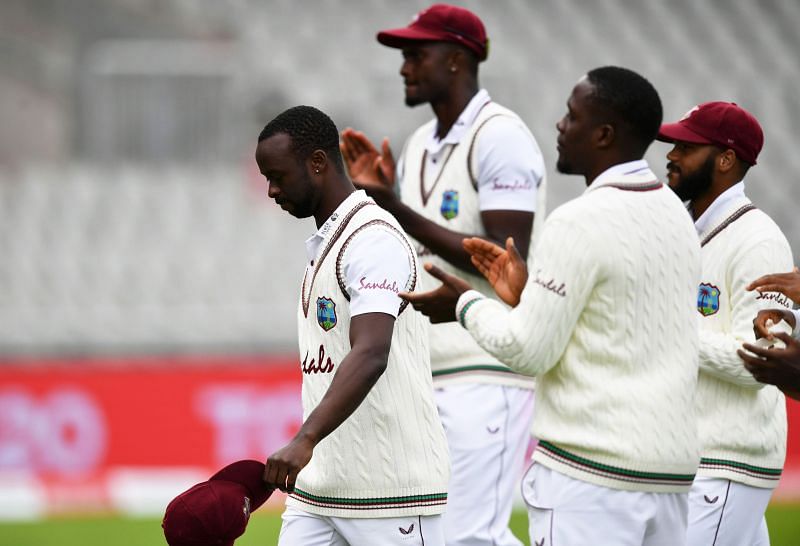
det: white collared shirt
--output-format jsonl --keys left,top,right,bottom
{"left": 693, "top": 181, "right": 746, "bottom": 236}
{"left": 304, "top": 190, "right": 412, "bottom": 318}
{"left": 406, "top": 89, "right": 543, "bottom": 213}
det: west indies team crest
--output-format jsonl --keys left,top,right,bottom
{"left": 440, "top": 190, "right": 459, "bottom": 220}
{"left": 316, "top": 297, "right": 337, "bottom": 331}
{"left": 697, "top": 283, "right": 721, "bottom": 316}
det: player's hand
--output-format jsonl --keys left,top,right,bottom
{"left": 753, "top": 308, "right": 797, "bottom": 340}
{"left": 739, "top": 333, "right": 800, "bottom": 400}
{"left": 399, "top": 263, "right": 473, "bottom": 323}
{"left": 263, "top": 435, "right": 315, "bottom": 493}
{"left": 340, "top": 129, "right": 396, "bottom": 206}
{"left": 464, "top": 236, "right": 528, "bottom": 306}
{"left": 747, "top": 267, "right": 800, "bottom": 302}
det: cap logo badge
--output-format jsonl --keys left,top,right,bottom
{"left": 243, "top": 496, "right": 251, "bottom": 519}
{"left": 680, "top": 106, "right": 699, "bottom": 121}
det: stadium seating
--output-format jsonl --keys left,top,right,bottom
{"left": 1, "top": 0, "right": 799, "bottom": 354}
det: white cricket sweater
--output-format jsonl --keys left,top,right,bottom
{"left": 401, "top": 100, "right": 547, "bottom": 388}
{"left": 693, "top": 192, "right": 793, "bottom": 488}
{"left": 456, "top": 162, "right": 702, "bottom": 493}
{"left": 286, "top": 195, "right": 450, "bottom": 518}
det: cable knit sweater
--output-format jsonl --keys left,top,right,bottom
{"left": 456, "top": 162, "right": 702, "bottom": 493}
{"left": 692, "top": 194, "right": 793, "bottom": 488}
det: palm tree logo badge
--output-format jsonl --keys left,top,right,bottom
{"left": 697, "top": 283, "right": 721, "bottom": 316}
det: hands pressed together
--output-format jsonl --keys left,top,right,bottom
{"left": 739, "top": 267, "right": 800, "bottom": 400}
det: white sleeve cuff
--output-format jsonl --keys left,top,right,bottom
{"left": 793, "top": 308, "right": 800, "bottom": 338}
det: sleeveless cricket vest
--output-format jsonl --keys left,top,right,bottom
{"left": 401, "top": 102, "right": 546, "bottom": 388}
{"left": 286, "top": 195, "right": 450, "bottom": 518}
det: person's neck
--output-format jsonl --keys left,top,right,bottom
{"left": 689, "top": 180, "right": 737, "bottom": 221}
{"left": 431, "top": 84, "right": 479, "bottom": 140}
{"left": 583, "top": 153, "right": 643, "bottom": 186}
{"left": 313, "top": 178, "right": 356, "bottom": 228}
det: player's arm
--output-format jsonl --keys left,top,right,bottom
{"left": 390, "top": 205, "right": 533, "bottom": 272}
{"left": 342, "top": 121, "right": 540, "bottom": 272}
{"left": 406, "top": 214, "right": 597, "bottom": 376}
{"left": 263, "top": 226, "right": 412, "bottom": 492}
{"left": 700, "top": 239, "right": 794, "bottom": 388}
{"left": 263, "top": 313, "right": 394, "bottom": 493}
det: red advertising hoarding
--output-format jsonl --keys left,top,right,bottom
{"left": 0, "top": 356, "right": 303, "bottom": 517}
{"left": 1, "top": 355, "right": 799, "bottom": 518}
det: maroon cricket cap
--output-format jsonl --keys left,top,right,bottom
{"left": 377, "top": 4, "right": 489, "bottom": 61}
{"left": 162, "top": 460, "right": 273, "bottom": 546}
{"left": 657, "top": 101, "right": 764, "bottom": 165}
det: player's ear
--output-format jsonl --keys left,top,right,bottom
{"left": 445, "top": 44, "right": 464, "bottom": 73}
{"left": 717, "top": 149, "right": 737, "bottom": 174}
{"left": 594, "top": 123, "right": 616, "bottom": 149}
{"left": 309, "top": 150, "right": 326, "bottom": 175}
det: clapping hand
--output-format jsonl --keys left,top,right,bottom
{"left": 464, "top": 236, "right": 528, "bottom": 306}
{"left": 340, "top": 129, "right": 396, "bottom": 207}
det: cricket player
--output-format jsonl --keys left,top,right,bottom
{"left": 403, "top": 66, "right": 702, "bottom": 546}
{"left": 257, "top": 105, "right": 450, "bottom": 546}
{"left": 658, "top": 102, "right": 793, "bottom": 545}
{"left": 340, "top": 5, "right": 545, "bottom": 544}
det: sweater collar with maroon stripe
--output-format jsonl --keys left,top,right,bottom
{"left": 693, "top": 181, "right": 746, "bottom": 238}
{"left": 584, "top": 160, "right": 660, "bottom": 194}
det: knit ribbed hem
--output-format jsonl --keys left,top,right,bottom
{"left": 431, "top": 365, "right": 535, "bottom": 389}
{"left": 286, "top": 489, "right": 448, "bottom": 518}
{"left": 696, "top": 456, "right": 782, "bottom": 489}
{"left": 533, "top": 441, "right": 696, "bottom": 493}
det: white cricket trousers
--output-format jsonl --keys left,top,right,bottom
{"left": 686, "top": 476, "right": 772, "bottom": 545}
{"left": 522, "top": 463, "right": 689, "bottom": 546}
{"left": 435, "top": 383, "right": 535, "bottom": 546}
{"left": 278, "top": 506, "right": 445, "bottom": 546}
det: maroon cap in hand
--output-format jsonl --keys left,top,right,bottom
{"left": 377, "top": 3, "right": 489, "bottom": 61}
{"left": 162, "top": 460, "right": 273, "bottom": 546}
{"left": 657, "top": 101, "right": 764, "bottom": 165}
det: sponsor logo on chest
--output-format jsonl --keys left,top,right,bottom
{"left": 316, "top": 296, "right": 337, "bottom": 331}
{"left": 440, "top": 190, "right": 459, "bottom": 220}
{"left": 697, "top": 283, "right": 721, "bottom": 316}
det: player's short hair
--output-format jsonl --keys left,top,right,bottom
{"left": 586, "top": 66, "right": 663, "bottom": 152}
{"left": 258, "top": 105, "right": 345, "bottom": 173}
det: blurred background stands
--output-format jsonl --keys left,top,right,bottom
{"left": 1, "top": 0, "right": 799, "bottom": 356}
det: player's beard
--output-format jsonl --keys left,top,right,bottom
{"left": 668, "top": 154, "right": 715, "bottom": 202}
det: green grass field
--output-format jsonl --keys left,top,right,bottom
{"left": 1, "top": 505, "right": 799, "bottom": 546}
